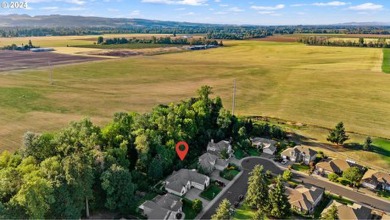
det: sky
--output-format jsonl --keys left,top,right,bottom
{"left": 1, "top": 0, "right": 390, "bottom": 25}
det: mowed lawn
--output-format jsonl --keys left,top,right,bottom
{"left": 383, "top": 49, "right": 390, "bottom": 73}
{"left": 1, "top": 40, "right": 390, "bottom": 161}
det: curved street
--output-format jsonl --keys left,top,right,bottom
{"left": 198, "top": 157, "right": 390, "bottom": 219}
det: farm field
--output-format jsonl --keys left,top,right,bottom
{"left": 0, "top": 40, "right": 390, "bottom": 170}
{"left": 0, "top": 34, "right": 203, "bottom": 48}
{"left": 0, "top": 50, "right": 106, "bottom": 72}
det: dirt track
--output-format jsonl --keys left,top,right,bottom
{"left": 0, "top": 50, "right": 106, "bottom": 72}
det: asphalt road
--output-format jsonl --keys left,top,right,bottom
{"left": 199, "top": 157, "right": 390, "bottom": 219}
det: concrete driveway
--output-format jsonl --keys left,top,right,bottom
{"left": 184, "top": 188, "right": 209, "bottom": 206}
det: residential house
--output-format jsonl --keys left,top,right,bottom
{"left": 250, "top": 137, "right": 277, "bottom": 155}
{"left": 198, "top": 152, "right": 228, "bottom": 174}
{"left": 139, "top": 193, "right": 184, "bottom": 220}
{"left": 321, "top": 200, "right": 372, "bottom": 220}
{"left": 361, "top": 169, "right": 390, "bottom": 191}
{"left": 165, "top": 169, "right": 210, "bottom": 196}
{"left": 286, "top": 184, "right": 324, "bottom": 214}
{"left": 315, "top": 159, "right": 364, "bottom": 176}
{"left": 281, "top": 146, "right": 317, "bottom": 165}
{"left": 207, "top": 139, "right": 233, "bottom": 158}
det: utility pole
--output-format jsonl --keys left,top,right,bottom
{"left": 232, "top": 79, "right": 236, "bottom": 115}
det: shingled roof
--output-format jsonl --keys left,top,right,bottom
{"left": 322, "top": 201, "right": 372, "bottom": 220}
{"left": 287, "top": 185, "right": 324, "bottom": 212}
{"left": 165, "top": 169, "right": 208, "bottom": 193}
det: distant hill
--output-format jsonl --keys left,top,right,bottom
{"left": 0, "top": 14, "right": 222, "bottom": 28}
{"left": 336, "top": 22, "right": 390, "bottom": 26}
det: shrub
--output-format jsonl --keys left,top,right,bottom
{"left": 328, "top": 173, "right": 339, "bottom": 182}
{"left": 192, "top": 199, "right": 203, "bottom": 213}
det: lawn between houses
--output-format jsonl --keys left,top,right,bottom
{"left": 200, "top": 182, "right": 223, "bottom": 201}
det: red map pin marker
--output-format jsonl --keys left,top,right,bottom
{"left": 176, "top": 141, "right": 189, "bottom": 161}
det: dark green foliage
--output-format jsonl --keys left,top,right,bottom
{"left": 269, "top": 176, "right": 291, "bottom": 218}
{"left": 101, "top": 164, "right": 135, "bottom": 213}
{"left": 327, "top": 122, "right": 349, "bottom": 146}
{"left": 245, "top": 165, "right": 269, "bottom": 211}
{"left": 299, "top": 36, "right": 390, "bottom": 48}
{"left": 148, "top": 157, "right": 163, "bottom": 181}
{"left": 97, "top": 36, "right": 104, "bottom": 44}
{"left": 253, "top": 209, "right": 265, "bottom": 220}
{"left": 363, "top": 136, "right": 373, "bottom": 151}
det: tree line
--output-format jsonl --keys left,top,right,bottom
{"left": 0, "top": 86, "right": 286, "bottom": 219}
{"left": 299, "top": 36, "right": 390, "bottom": 48}
{"left": 98, "top": 36, "right": 222, "bottom": 46}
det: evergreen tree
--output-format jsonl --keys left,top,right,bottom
{"left": 252, "top": 209, "right": 265, "bottom": 220}
{"left": 245, "top": 165, "right": 269, "bottom": 211}
{"left": 363, "top": 136, "right": 373, "bottom": 151}
{"left": 327, "top": 122, "right": 349, "bottom": 146}
{"left": 269, "top": 175, "right": 291, "bottom": 218}
{"left": 211, "top": 199, "right": 231, "bottom": 220}
{"left": 321, "top": 204, "right": 338, "bottom": 220}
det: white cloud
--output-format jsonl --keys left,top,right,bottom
{"left": 312, "top": 1, "right": 348, "bottom": 6}
{"left": 291, "top": 3, "right": 307, "bottom": 7}
{"left": 41, "top": 6, "right": 59, "bottom": 10}
{"left": 219, "top": 4, "right": 228, "bottom": 7}
{"left": 130, "top": 10, "right": 141, "bottom": 16}
{"left": 141, "top": 0, "right": 207, "bottom": 6}
{"left": 251, "top": 4, "right": 284, "bottom": 11}
{"left": 349, "top": 3, "right": 383, "bottom": 11}
{"left": 227, "top": 7, "right": 243, "bottom": 12}
{"left": 175, "top": 7, "right": 186, "bottom": 10}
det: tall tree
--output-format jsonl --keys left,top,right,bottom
{"left": 269, "top": 175, "right": 291, "bottom": 218}
{"left": 245, "top": 165, "right": 269, "bottom": 211}
{"left": 362, "top": 136, "right": 373, "bottom": 151}
{"left": 211, "top": 199, "right": 231, "bottom": 220}
{"left": 11, "top": 174, "right": 55, "bottom": 219}
{"left": 321, "top": 204, "right": 338, "bottom": 220}
{"left": 252, "top": 209, "right": 265, "bottom": 220}
{"left": 101, "top": 164, "right": 135, "bottom": 214}
{"left": 327, "top": 122, "right": 349, "bottom": 146}
{"left": 148, "top": 157, "right": 163, "bottom": 181}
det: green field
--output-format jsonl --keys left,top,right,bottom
{"left": 1, "top": 40, "right": 390, "bottom": 170}
{"left": 383, "top": 49, "right": 390, "bottom": 73}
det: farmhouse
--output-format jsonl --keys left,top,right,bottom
{"left": 321, "top": 201, "right": 372, "bottom": 220}
{"left": 286, "top": 185, "right": 324, "bottom": 214}
{"left": 361, "top": 169, "right": 390, "bottom": 191}
{"left": 315, "top": 159, "right": 364, "bottom": 176}
{"left": 207, "top": 139, "right": 233, "bottom": 158}
{"left": 198, "top": 152, "right": 228, "bottom": 174}
{"left": 165, "top": 169, "right": 210, "bottom": 196}
{"left": 139, "top": 193, "right": 184, "bottom": 220}
{"left": 281, "top": 146, "right": 317, "bottom": 165}
{"left": 250, "top": 137, "right": 277, "bottom": 155}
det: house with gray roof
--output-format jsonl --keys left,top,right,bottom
{"left": 165, "top": 169, "right": 210, "bottom": 196}
{"left": 321, "top": 201, "right": 372, "bottom": 220}
{"left": 286, "top": 184, "right": 324, "bottom": 214}
{"left": 281, "top": 146, "right": 317, "bottom": 165}
{"left": 361, "top": 169, "right": 390, "bottom": 191}
{"left": 207, "top": 139, "right": 233, "bottom": 158}
{"left": 250, "top": 137, "right": 277, "bottom": 155}
{"left": 316, "top": 159, "right": 364, "bottom": 176}
{"left": 139, "top": 193, "right": 184, "bottom": 220}
{"left": 198, "top": 152, "right": 228, "bottom": 174}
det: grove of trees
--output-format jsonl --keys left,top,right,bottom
{"left": 0, "top": 86, "right": 286, "bottom": 218}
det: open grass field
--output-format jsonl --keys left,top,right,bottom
{"left": 0, "top": 39, "right": 390, "bottom": 171}
{"left": 383, "top": 49, "right": 390, "bottom": 73}
{"left": 73, "top": 43, "right": 183, "bottom": 49}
